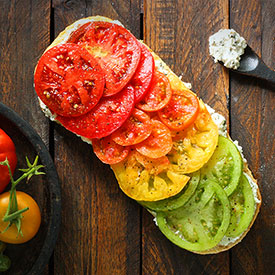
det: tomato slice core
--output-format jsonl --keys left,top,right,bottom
{"left": 158, "top": 89, "right": 199, "bottom": 131}
{"left": 137, "top": 71, "right": 172, "bottom": 112}
{"left": 34, "top": 43, "right": 105, "bottom": 117}
{"left": 57, "top": 85, "right": 135, "bottom": 139}
{"left": 68, "top": 21, "right": 141, "bottom": 97}
{"left": 135, "top": 119, "right": 172, "bottom": 158}
{"left": 92, "top": 136, "right": 129, "bottom": 164}
{"left": 130, "top": 43, "right": 155, "bottom": 103}
{"left": 111, "top": 108, "right": 152, "bottom": 146}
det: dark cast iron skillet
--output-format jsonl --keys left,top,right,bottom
{"left": 0, "top": 102, "right": 61, "bottom": 275}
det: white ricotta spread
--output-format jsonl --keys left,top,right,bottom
{"left": 244, "top": 172, "right": 261, "bottom": 204}
{"left": 209, "top": 29, "right": 247, "bottom": 69}
{"left": 205, "top": 104, "right": 227, "bottom": 136}
{"left": 219, "top": 235, "right": 241, "bottom": 246}
{"left": 39, "top": 99, "right": 57, "bottom": 121}
{"left": 154, "top": 59, "right": 169, "bottom": 75}
{"left": 233, "top": 140, "right": 247, "bottom": 164}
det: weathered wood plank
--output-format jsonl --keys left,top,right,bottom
{"left": 52, "top": 0, "right": 141, "bottom": 274}
{"left": 0, "top": 0, "right": 51, "bottom": 145}
{"left": 0, "top": 0, "right": 51, "bottom": 274}
{"left": 143, "top": 0, "right": 230, "bottom": 274}
{"left": 230, "top": 0, "right": 275, "bottom": 274}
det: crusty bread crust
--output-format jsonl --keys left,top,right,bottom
{"left": 43, "top": 16, "right": 262, "bottom": 254}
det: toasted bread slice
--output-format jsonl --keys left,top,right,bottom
{"left": 37, "top": 16, "right": 261, "bottom": 254}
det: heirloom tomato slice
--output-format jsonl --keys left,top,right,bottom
{"left": 168, "top": 101, "right": 218, "bottom": 174}
{"left": 135, "top": 119, "right": 173, "bottom": 159}
{"left": 200, "top": 136, "right": 243, "bottom": 196}
{"left": 34, "top": 43, "right": 105, "bottom": 117}
{"left": 92, "top": 136, "right": 129, "bottom": 164}
{"left": 111, "top": 108, "right": 152, "bottom": 146}
{"left": 139, "top": 171, "right": 200, "bottom": 211}
{"left": 137, "top": 71, "right": 172, "bottom": 112}
{"left": 130, "top": 43, "right": 155, "bottom": 103}
{"left": 156, "top": 181, "right": 231, "bottom": 252}
{"left": 111, "top": 151, "right": 190, "bottom": 201}
{"left": 68, "top": 21, "right": 141, "bottom": 96}
{"left": 226, "top": 173, "right": 256, "bottom": 238}
{"left": 57, "top": 85, "right": 135, "bottom": 139}
{"left": 158, "top": 88, "right": 199, "bottom": 131}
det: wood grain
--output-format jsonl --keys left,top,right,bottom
{"left": 230, "top": 0, "right": 275, "bottom": 274}
{"left": 0, "top": 0, "right": 51, "bottom": 274}
{"left": 143, "top": 0, "right": 230, "bottom": 274}
{"left": 51, "top": 1, "right": 142, "bottom": 274}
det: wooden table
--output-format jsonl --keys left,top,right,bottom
{"left": 0, "top": 0, "right": 274, "bottom": 274}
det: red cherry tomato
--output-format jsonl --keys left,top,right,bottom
{"left": 111, "top": 108, "right": 152, "bottom": 146}
{"left": 137, "top": 71, "right": 172, "bottom": 112}
{"left": 92, "top": 136, "right": 129, "bottom": 164}
{"left": 135, "top": 119, "right": 173, "bottom": 159}
{"left": 34, "top": 43, "right": 105, "bottom": 117}
{"left": 68, "top": 21, "right": 141, "bottom": 97}
{"left": 57, "top": 85, "right": 135, "bottom": 139}
{"left": 130, "top": 43, "right": 155, "bottom": 103}
{"left": 158, "top": 89, "right": 199, "bottom": 131}
{"left": 0, "top": 129, "right": 17, "bottom": 193}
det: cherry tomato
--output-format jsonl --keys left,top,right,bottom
{"left": 34, "top": 43, "right": 105, "bottom": 117}
{"left": 135, "top": 119, "right": 173, "bottom": 158}
{"left": 57, "top": 85, "right": 135, "bottom": 139}
{"left": 68, "top": 21, "right": 141, "bottom": 97}
{"left": 130, "top": 43, "right": 155, "bottom": 103}
{"left": 92, "top": 136, "right": 129, "bottom": 164}
{"left": 0, "top": 192, "right": 41, "bottom": 244}
{"left": 0, "top": 129, "right": 17, "bottom": 193}
{"left": 137, "top": 71, "right": 172, "bottom": 112}
{"left": 158, "top": 88, "right": 199, "bottom": 131}
{"left": 111, "top": 108, "right": 152, "bottom": 146}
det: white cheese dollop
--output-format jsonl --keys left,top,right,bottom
{"left": 205, "top": 104, "right": 227, "bottom": 137}
{"left": 209, "top": 29, "right": 247, "bottom": 69}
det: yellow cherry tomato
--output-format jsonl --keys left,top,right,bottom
{"left": 0, "top": 191, "right": 41, "bottom": 244}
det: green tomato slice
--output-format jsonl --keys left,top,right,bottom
{"left": 138, "top": 171, "right": 200, "bottom": 211}
{"left": 156, "top": 181, "right": 231, "bottom": 252}
{"left": 226, "top": 173, "right": 256, "bottom": 238}
{"left": 200, "top": 136, "right": 243, "bottom": 196}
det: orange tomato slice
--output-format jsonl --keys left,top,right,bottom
{"left": 135, "top": 119, "right": 173, "bottom": 159}
{"left": 158, "top": 88, "right": 199, "bottom": 131}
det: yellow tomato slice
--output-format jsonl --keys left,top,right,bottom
{"left": 168, "top": 100, "right": 218, "bottom": 174}
{"left": 111, "top": 151, "right": 190, "bottom": 201}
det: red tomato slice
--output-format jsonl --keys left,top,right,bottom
{"left": 135, "top": 119, "right": 173, "bottom": 158}
{"left": 34, "top": 43, "right": 105, "bottom": 117}
{"left": 68, "top": 21, "right": 141, "bottom": 97}
{"left": 57, "top": 85, "right": 135, "bottom": 139}
{"left": 111, "top": 108, "right": 152, "bottom": 146}
{"left": 130, "top": 43, "right": 155, "bottom": 103}
{"left": 158, "top": 89, "right": 200, "bottom": 131}
{"left": 137, "top": 71, "right": 172, "bottom": 112}
{"left": 92, "top": 136, "right": 129, "bottom": 164}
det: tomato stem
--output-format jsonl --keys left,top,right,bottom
{"left": 2, "top": 207, "right": 29, "bottom": 222}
